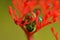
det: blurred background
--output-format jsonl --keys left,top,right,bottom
{"left": 0, "top": 0, "right": 60, "bottom": 40}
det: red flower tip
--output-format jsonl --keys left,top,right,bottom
{"left": 51, "top": 27, "right": 59, "bottom": 40}
{"left": 8, "top": 6, "right": 13, "bottom": 16}
{"left": 36, "top": 10, "right": 40, "bottom": 16}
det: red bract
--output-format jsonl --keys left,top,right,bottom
{"left": 9, "top": 0, "right": 60, "bottom": 40}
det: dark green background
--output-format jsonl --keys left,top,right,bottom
{"left": 0, "top": 0, "right": 60, "bottom": 40}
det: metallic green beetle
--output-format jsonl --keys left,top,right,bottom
{"left": 25, "top": 21, "right": 36, "bottom": 32}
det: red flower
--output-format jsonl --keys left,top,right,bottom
{"left": 9, "top": 0, "right": 59, "bottom": 40}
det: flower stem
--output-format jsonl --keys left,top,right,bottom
{"left": 27, "top": 35, "right": 33, "bottom": 40}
